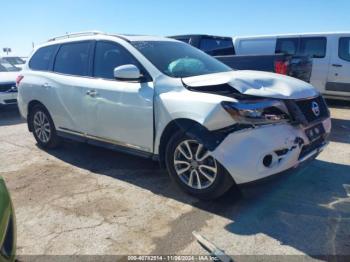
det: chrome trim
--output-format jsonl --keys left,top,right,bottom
{"left": 291, "top": 94, "right": 321, "bottom": 101}
{"left": 58, "top": 127, "right": 85, "bottom": 136}
{"left": 299, "top": 141, "right": 329, "bottom": 163}
{"left": 58, "top": 127, "right": 150, "bottom": 152}
{"left": 48, "top": 31, "right": 105, "bottom": 41}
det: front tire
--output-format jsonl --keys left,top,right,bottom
{"left": 165, "top": 131, "right": 234, "bottom": 200}
{"left": 29, "top": 105, "right": 60, "bottom": 149}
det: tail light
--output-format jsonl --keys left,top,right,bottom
{"left": 16, "top": 75, "right": 24, "bottom": 87}
{"left": 274, "top": 61, "right": 288, "bottom": 75}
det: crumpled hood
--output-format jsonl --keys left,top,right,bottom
{"left": 182, "top": 70, "right": 318, "bottom": 99}
{"left": 0, "top": 71, "right": 20, "bottom": 83}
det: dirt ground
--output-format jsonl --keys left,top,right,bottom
{"left": 0, "top": 100, "right": 349, "bottom": 260}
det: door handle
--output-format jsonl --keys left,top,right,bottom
{"left": 332, "top": 64, "right": 343, "bottom": 67}
{"left": 86, "top": 89, "right": 98, "bottom": 97}
{"left": 42, "top": 83, "right": 51, "bottom": 89}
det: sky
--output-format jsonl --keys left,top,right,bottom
{"left": 1, "top": 0, "right": 349, "bottom": 56}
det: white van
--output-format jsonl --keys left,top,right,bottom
{"left": 233, "top": 32, "right": 350, "bottom": 100}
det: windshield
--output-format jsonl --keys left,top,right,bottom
{"left": 131, "top": 41, "right": 232, "bottom": 78}
{"left": 0, "top": 59, "right": 21, "bottom": 72}
{"left": 3, "top": 56, "right": 25, "bottom": 65}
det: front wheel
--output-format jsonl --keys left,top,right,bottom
{"left": 165, "top": 131, "right": 234, "bottom": 200}
{"left": 29, "top": 105, "right": 61, "bottom": 149}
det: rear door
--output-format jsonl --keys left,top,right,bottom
{"left": 83, "top": 41, "right": 154, "bottom": 153}
{"left": 326, "top": 35, "right": 350, "bottom": 96}
{"left": 51, "top": 41, "right": 94, "bottom": 134}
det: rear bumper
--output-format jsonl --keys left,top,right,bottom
{"left": 211, "top": 118, "right": 331, "bottom": 184}
{"left": 0, "top": 92, "right": 17, "bottom": 105}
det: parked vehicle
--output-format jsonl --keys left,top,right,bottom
{"left": 1, "top": 57, "right": 26, "bottom": 70}
{"left": 0, "top": 59, "right": 20, "bottom": 106}
{"left": 18, "top": 32, "right": 331, "bottom": 199}
{"left": 233, "top": 32, "right": 350, "bottom": 100}
{"left": 169, "top": 34, "right": 312, "bottom": 83}
{"left": 0, "top": 177, "right": 16, "bottom": 262}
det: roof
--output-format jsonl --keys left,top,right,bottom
{"left": 46, "top": 31, "right": 175, "bottom": 43}
{"left": 31, "top": 31, "right": 178, "bottom": 51}
{"left": 234, "top": 31, "right": 350, "bottom": 39}
{"left": 169, "top": 34, "right": 232, "bottom": 39}
{"left": 120, "top": 34, "right": 176, "bottom": 42}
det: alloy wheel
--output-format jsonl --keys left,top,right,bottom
{"left": 173, "top": 140, "right": 217, "bottom": 190}
{"left": 33, "top": 111, "right": 51, "bottom": 143}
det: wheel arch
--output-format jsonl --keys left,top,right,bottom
{"left": 158, "top": 118, "right": 228, "bottom": 168}
{"left": 158, "top": 119, "right": 202, "bottom": 168}
{"left": 27, "top": 100, "right": 49, "bottom": 132}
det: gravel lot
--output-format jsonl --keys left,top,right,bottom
{"left": 0, "top": 100, "right": 349, "bottom": 260}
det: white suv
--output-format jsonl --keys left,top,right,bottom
{"left": 0, "top": 58, "right": 21, "bottom": 106}
{"left": 17, "top": 32, "right": 331, "bottom": 199}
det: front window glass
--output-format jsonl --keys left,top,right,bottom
{"left": 93, "top": 41, "right": 140, "bottom": 79}
{"left": 131, "top": 41, "right": 232, "bottom": 78}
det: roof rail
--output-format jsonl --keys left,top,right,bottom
{"left": 48, "top": 31, "right": 106, "bottom": 42}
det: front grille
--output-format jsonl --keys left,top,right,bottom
{"left": 298, "top": 137, "right": 326, "bottom": 160}
{"left": 0, "top": 83, "right": 16, "bottom": 92}
{"left": 295, "top": 96, "right": 329, "bottom": 123}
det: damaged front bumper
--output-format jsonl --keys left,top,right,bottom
{"left": 211, "top": 117, "right": 331, "bottom": 184}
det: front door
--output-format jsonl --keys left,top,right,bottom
{"left": 83, "top": 41, "right": 154, "bottom": 153}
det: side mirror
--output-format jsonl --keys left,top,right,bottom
{"left": 113, "top": 64, "right": 141, "bottom": 80}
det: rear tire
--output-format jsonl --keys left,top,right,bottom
{"left": 165, "top": 131, "right": 234, "bottom": 200}
{"left": 29, "top": 105, "right": 61, "bottom": 149}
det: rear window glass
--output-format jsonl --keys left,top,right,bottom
{"left": 29, "top": 45, "right": 58, "bottom": 71}
{"left": 199, "top": 37, "right": 235, "bottom": 56}
{"left": 54, "top": 42, "right": 91, "bottom": 76}
{"left": 300, "top": 37, "right": 327, "bottom": 58}
{"left": 339, "top": 37, "right": 350, "bottom": 62}
{"left": 276, "top": 38, "right": 299, "bottom": 55}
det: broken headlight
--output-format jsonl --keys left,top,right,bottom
{"left": 221, "top": 99, "right": 290, "bottom": 125}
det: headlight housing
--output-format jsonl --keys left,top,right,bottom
{"left": 221, "top": 99, "right": 290, "bottom": 125}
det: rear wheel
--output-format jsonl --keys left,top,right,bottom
{"left": 165, "top": 131, "right": 234, "bottom": 200}
{"left": 30, "top": 105, "right": 60, "bottom": 148}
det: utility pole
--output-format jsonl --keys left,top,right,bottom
{"left": 2, "top": 47, "right": 11, "bottom": 55}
